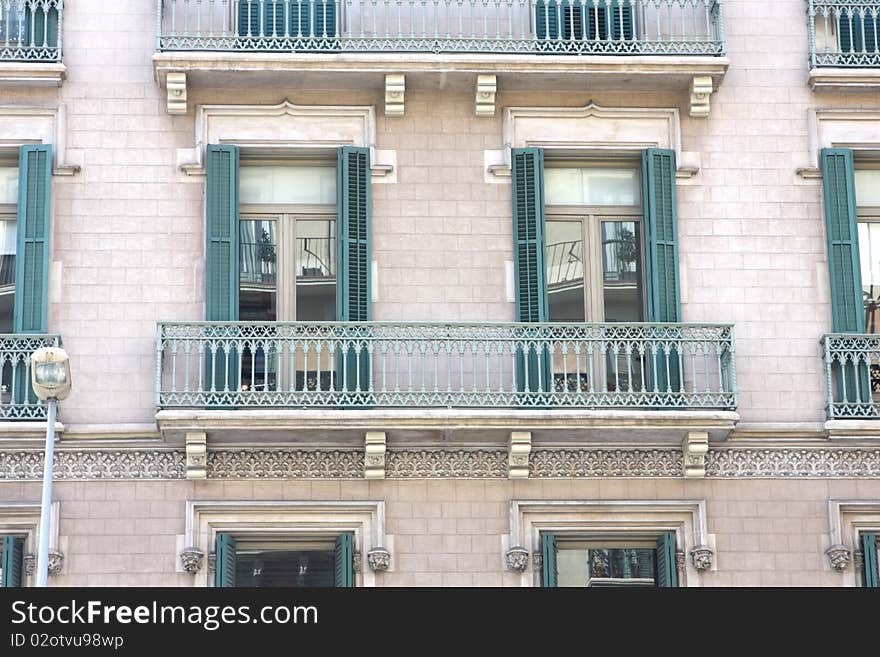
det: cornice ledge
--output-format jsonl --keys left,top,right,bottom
{"left": 809, "top": 67, "right": 880, "bottom": 92}
{"left": 825, "top": 419, "right": 880, "bottom": 440}
{"left": 0, "top": 421, "right": 65, "bottom": 447}
{"left": 0, "top": 62, "right": 66, "bottom": 87}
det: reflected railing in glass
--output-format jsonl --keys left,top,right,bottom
{"left": 0, "top": 333, "right": 61, "bottom": 419}
{"left": 0, "top": 0, "right": 62, "bottom": 62}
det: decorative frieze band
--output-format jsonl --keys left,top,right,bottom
{"left": 0, "top": 447, "right": 877, "bottom": 480}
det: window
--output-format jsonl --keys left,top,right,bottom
{"left": 856, "top": 167, "right": 880, "bottom": 333}
{"left": 0, "top": 1, "right": 58, "bottom": 48}
{"left": 236, "top": 0, "right": 339, "bottom": 50}
{"left": 0, "top": 163, "right": 17, "bottom": 334}
{"left": 215, "top": 532, "right": 353, "bottom": 588}
{"left": 535, "top": 0, "right": 634, "bottom": 43}
{"left": 827, "top": 500, "right": 880, "bottom": 588}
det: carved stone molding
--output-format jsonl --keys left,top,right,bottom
{"left": 353, "top": 551, "right": 362, "bottom": 573}
{"left": 532, "top": 552, "right": 543, "bottom": 571}
{"left": 475, "top": 74, "right": 497, "bottom": 117}
{"left": 207, "top": 552, "right": 216, "bottom": 575}
{"left": 209, "top": 450, "right": 364, "bottom": 479}
{"left": 384, "top": 74, "right": 405, "bottom": 116}
{"left": 505, "top": 547, "right": 529, "bottom": 573}
{"left": 530, "top": 449, "right": 682, "bottom": 478}
{"left": 367, "top": 547, "right": 391, "bottom": 572}
{"left": 705, "top": 448, "right": 880, "bottom": 478}
{"left": 179, "top": 548, "right": 205, "bottom": 574}
{"left": 825, "top": 544, "right": 851, "bottom": 572}
{"left": 166, "top": 72, "right": 187, "bottom": 115}
{"left": 386, "top": 450, "right": 507, "bottom": 478}
{"left": 364, "top": 432, "right": 387, "bottom": 480}
{"left": 675, "top": 550, "right": 686, "bottom": 579}
{"left": 689, "top": 75, "right": 713, "bottom": 118}
{"left": 23, "top": 550, "right": 64, "bottom": 576}
{"left": 854, "top": 550, "right": 864, "bottom": 572}
{"left": 682, "top": 431, "right": 709, "bottom": 478}
{"left": 689, "top": 546, "right": 713, "bottom": 571}
{"left": 508, "top": 432, "right": 531, "bottom": 479}
{"left": 185, "top": 431, "right": 207, "bottom": 480}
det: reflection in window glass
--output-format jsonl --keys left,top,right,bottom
{"left": 0, "top": 168, "right": 17, "bottom": 205}
{"left": 0, "top": 219, "right": 15, "bottom": 334}
{"left": 544, "top": 168, "right": 640, "bottom": 206}
{"left": 546, "top": 220, "right": 584, "bottom": 322}
{"left": 236, "top": 547, "right": 335, "bottom": 588}
{"left": 296, "top": 218, "right": 336, "bottom": 321}
{"left": 240, "top": 165, "right": 337, "bottom": 205}
{"left": 557, "top": 546, "right": 655, "bottom": 587}
{"left": 239, "top": 220, "right": 277, "bottom": 322}
{"left": 856, "top": 170, "right": 880, "bottom": 207}
{"left": 601, "top": 221, "right": 642, "bottom": 322}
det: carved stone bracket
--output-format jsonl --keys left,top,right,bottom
{"left": 532, "top": 551, "right": 542, "bottom": 570}
{"left": 682, "top": 431, "right": 709, "bottom": 478}
{"left": 508, "top": 431, "right": 531, "bottom": 479}
{"left": 23, "top": 550, "right": 64, "bottom": 576}
{"left": 364, "top": 431, "right": 387, "bottom": 480}
{"left": 476, "top": 74, "right": 497, "bottom": 117}
{"left": 689, "top": 545, "right": 713, "bottom": 571}
{"left": 166, "top": 72, "right": 187, "bottom": 115}
{"left": 179, "top": 547, "right": 205, "bottom": 574}
{"left": 675, "top": 550, "right": 686, "bottom": 579}
{"left": 689, "top": 75, "right": 713, "bottom": 118}
{"left": 854, "top": 550, "right": 864, "bottom": 572}
{"left": 367, "top": 547, "right": 391, "bottom": 572}
{"left": 826, "top": 544, "right": 852, "bottom": 572}
{"left": 353, "top": 550, "right": 362, "bottom": 574}
{"left": 185, "top": 431, "right": 207, "bottom": 480}
{"left": 207, "top": 551, "right": 216, "bottom": 575}
{"left": 505, "top": 546, "right": 529, "bottom": 573}
{"left": 385, "top": 74, "right": 405, "bottom": 116}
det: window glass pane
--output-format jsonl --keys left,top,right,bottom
{"left": 296, "top": 218, "right": 337, "bottom": 321}
{"left": 239, "top": 220, "right": 277, "bottom": 322}
{"left": 0, "top": 168, "right": 17, "bottom": 205}
{"left": 558, "top": 546, "right": 655, "bottom": 587}
{"left": 859, "top": 221, "right": 880, "bottom": 333}
{"left": 601, "top": 221, "right": 643, "bottom": 322}
{"left": 545, "top": 168, "right": 640, "bottom": 206}
{"left": 236, "top": 549, "right": 335, "bottom": 588}
{"left": 557, "top": 548, "right": 589, "bottom": 587}
{"left": 856, "top": 170, "right": 880, "bottom": 207}
{"left": 240, "top": 165, "right": 337, "bottom": 205}
{"left": 0, "top": 219, "right": 16, "bottom": 334}
{"left": 0, "top": 7, "right": 23, "bottom": 44}
{"left": 546, "top": 220, "right": 585, "bottom": 321}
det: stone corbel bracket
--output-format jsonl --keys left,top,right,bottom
{"left": 689, "top": 545, "right": 714, "bottom": 571}
{"left": 179, "top": 547, "right": 205, "bottom": 574}
{"left": 364, "top": 431, "right": 387, "bottom": 480}
{"left": 23, "top": 550, "right": 64, "bottom": 576}
{"left": 825, "top": 544, "right": 851, "bottom": 572}
{"left": 689, "top": 76, "right": 713, "bottom": 118}
{"left": 505, "top": 546, "right": 529, "bottom": 572}
{"left": 166, "top": 72, "right": 188, "bottom": 115}
{"left": 682, "top": 431, "right": 709, "bottom": 478}
{"left": 185, "top": 431, "right": 207, "bottom": 480}
{"left": 476, "top": 74, "right": 497, "bottom": 117}
{"left": 385, "top": 74, "right": 405, "bottom": 117}
{"left": 508, "top": 431, "right": 531, "bottom": 479}
{"left": 367, "top": 546, "right": 391, "bottom": 572}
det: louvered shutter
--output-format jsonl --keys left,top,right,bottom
{"left": 607, "top": 0, "right": 634, "bottom": 40}
{"left": 654, "top": 531, "right": 678, "bottom": 588}
{"left": 821, "top": 148, "right": 870, "bottom": 406}
{"left": 334, "top": 532, "right": 354, "bottom": 587}
{"left": 839, "top": 11, "right": 878, "bottom": 54}
{"left": 535, "top": 0, "right": 563, "bottom": 40}
{"left": 862, "top": 532, "right": 879, "bottom": 588}
{"left": 1, "top": 535, "right": 25, "bottom": 588}
{"left": 25, "top": 3, "right": 59, "bottom": 49}
{"left": 511, "top": 148, "right": 552, "bottom": 397}
{"left": 15, "top": 145, "right": 51, "bottom": 335}
{"left": 642, "top": 148, "right": 682, "bottom": 397}
{"left": 337, "top": 147, "right": 371, "bottom": 401}
{"left": 540, "top": 531, "right": 557, "bottom": 587}
{"left": 205, "top": 145, "right": 240, "bottom": 399}
{"left": 214, "top": 533, "right": 237, "bottom": 587}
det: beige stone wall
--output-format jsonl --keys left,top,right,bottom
{"left": 0, "top": 1, "right": 875, "bottom": 427}
{"left": 1, "top": 478, "right": 876, "bottom": 586}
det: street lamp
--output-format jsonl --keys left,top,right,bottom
{"left": 30, "top": 346, "right": 71, "bottom": 587}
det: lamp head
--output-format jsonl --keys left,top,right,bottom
{"left": 30, "top": 346, "right": 71, "bottom": 401}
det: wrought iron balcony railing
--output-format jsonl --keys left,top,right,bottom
{"left": 0, "top": 333, "right": 61, "bottom": 419}
{"left": 0, "top": 0, "right": 62, "bottom": 62}
{"left": 156, "top": 0, "right": 724, "bottom": 56}
{"left": 822, "top": 333, "right": 880, "bottom": 418}
{"left": 809, "top": 1, "right": 880, "bottom": 68}
{"left": 157, "top": 321, "right": 736, "bottom": 410}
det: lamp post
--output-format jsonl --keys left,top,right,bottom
{"left": 30, "top": 346, "right": 71, "bottom": 587}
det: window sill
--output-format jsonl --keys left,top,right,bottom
{"left": 808, "top": 67, "right": 880, "bottom": 92}
{"left": 0, "top": 62, "right": 65, "bottom": 87}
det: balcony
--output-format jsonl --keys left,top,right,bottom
{"left": 153, "top": 0, "right": 729, "bottom": 116}
{"left": 808, "top": 1, "right": 880, "bottom": 90}
{"left": 0, "top": 0, "right": 65, "bottom": 86}
{"left": 155, "top": 321, "right": 737, "bottom": 444}
{"left": 0, "top": 333, "right": 60, "bottom": 420}
{"left": 823, "top": 333, "right": 880, "bottom": 422}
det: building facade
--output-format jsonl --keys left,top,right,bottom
{"left": 0, "top": 0, "right": 878, "bottom": 587}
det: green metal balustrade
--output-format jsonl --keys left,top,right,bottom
{"left": 822, "top": 333, "right": 880, "bottom": 418}
{"left": 156, "top": 0, "right": 724, "bottom": 56}
{"left": 156, "top": 321, "right": 736, "bottom": 410}
{"left": 0, "top": 0, "right": 62, "bottom": 62}
{"left": 809, "top": 1, "right": 880, "bottom": 68}
{"left": 0, "top": 333, "right": 60, "bottom": 419}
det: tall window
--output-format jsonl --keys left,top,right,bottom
{"left": 0, "top": 164, "right": 16, "bottom": 334}
{"left": 857, "top": 167, "right": 880, "bottom": 333}
{"left": 237, "top": 162, "right": 337, "bottom": 391}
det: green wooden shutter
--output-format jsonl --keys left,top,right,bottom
{"left": 839, "top": 12, "right": 878, "bottom": 54}
{"left": 511, "top": 148, "right": 551, "bottom": 397}
{"left": 540, "top": 531, "right": 557, "bottom": 587}
{"left": 25, "top": 4, "right": 59, "bottom": 48}
{"left": 821, "top": 148, "right": 870, "bottom": 406}
{"left": 535, "top": 0, "right": 563, "bottom": 40}
{"left": 205, "top": 145, "right": 240, "bottom": 398}
{"left": 654, "top": 531, "right": 678, "bottom": 588}
{"left": 1, "top": 536, "right": 24, "bottom": 588}
{"left": 15, "top": 145, "right": 51, "bottom": 335}
{"left": 337, "top": 147, "right": 371, "bottom": 400}
{"left": 642, "top": 148, "right": 682, "bottom": 397}
{"left": 863, "top": 532, "right": 879, "bottom": 588}
{"left": 214, "top": 533, "right": 237, "bottom": 588}
{"left": 334, "top": 532, "right": 354, "bottom": 587}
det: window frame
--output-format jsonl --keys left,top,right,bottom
{"left": 0, "top": 501, "right": 62, "bottom": 586}
{"left": 543, "top": 159, "right": 646, "bottom": 324}
{"left": 827, "top": 499, "right": 880, "bottom": 586}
